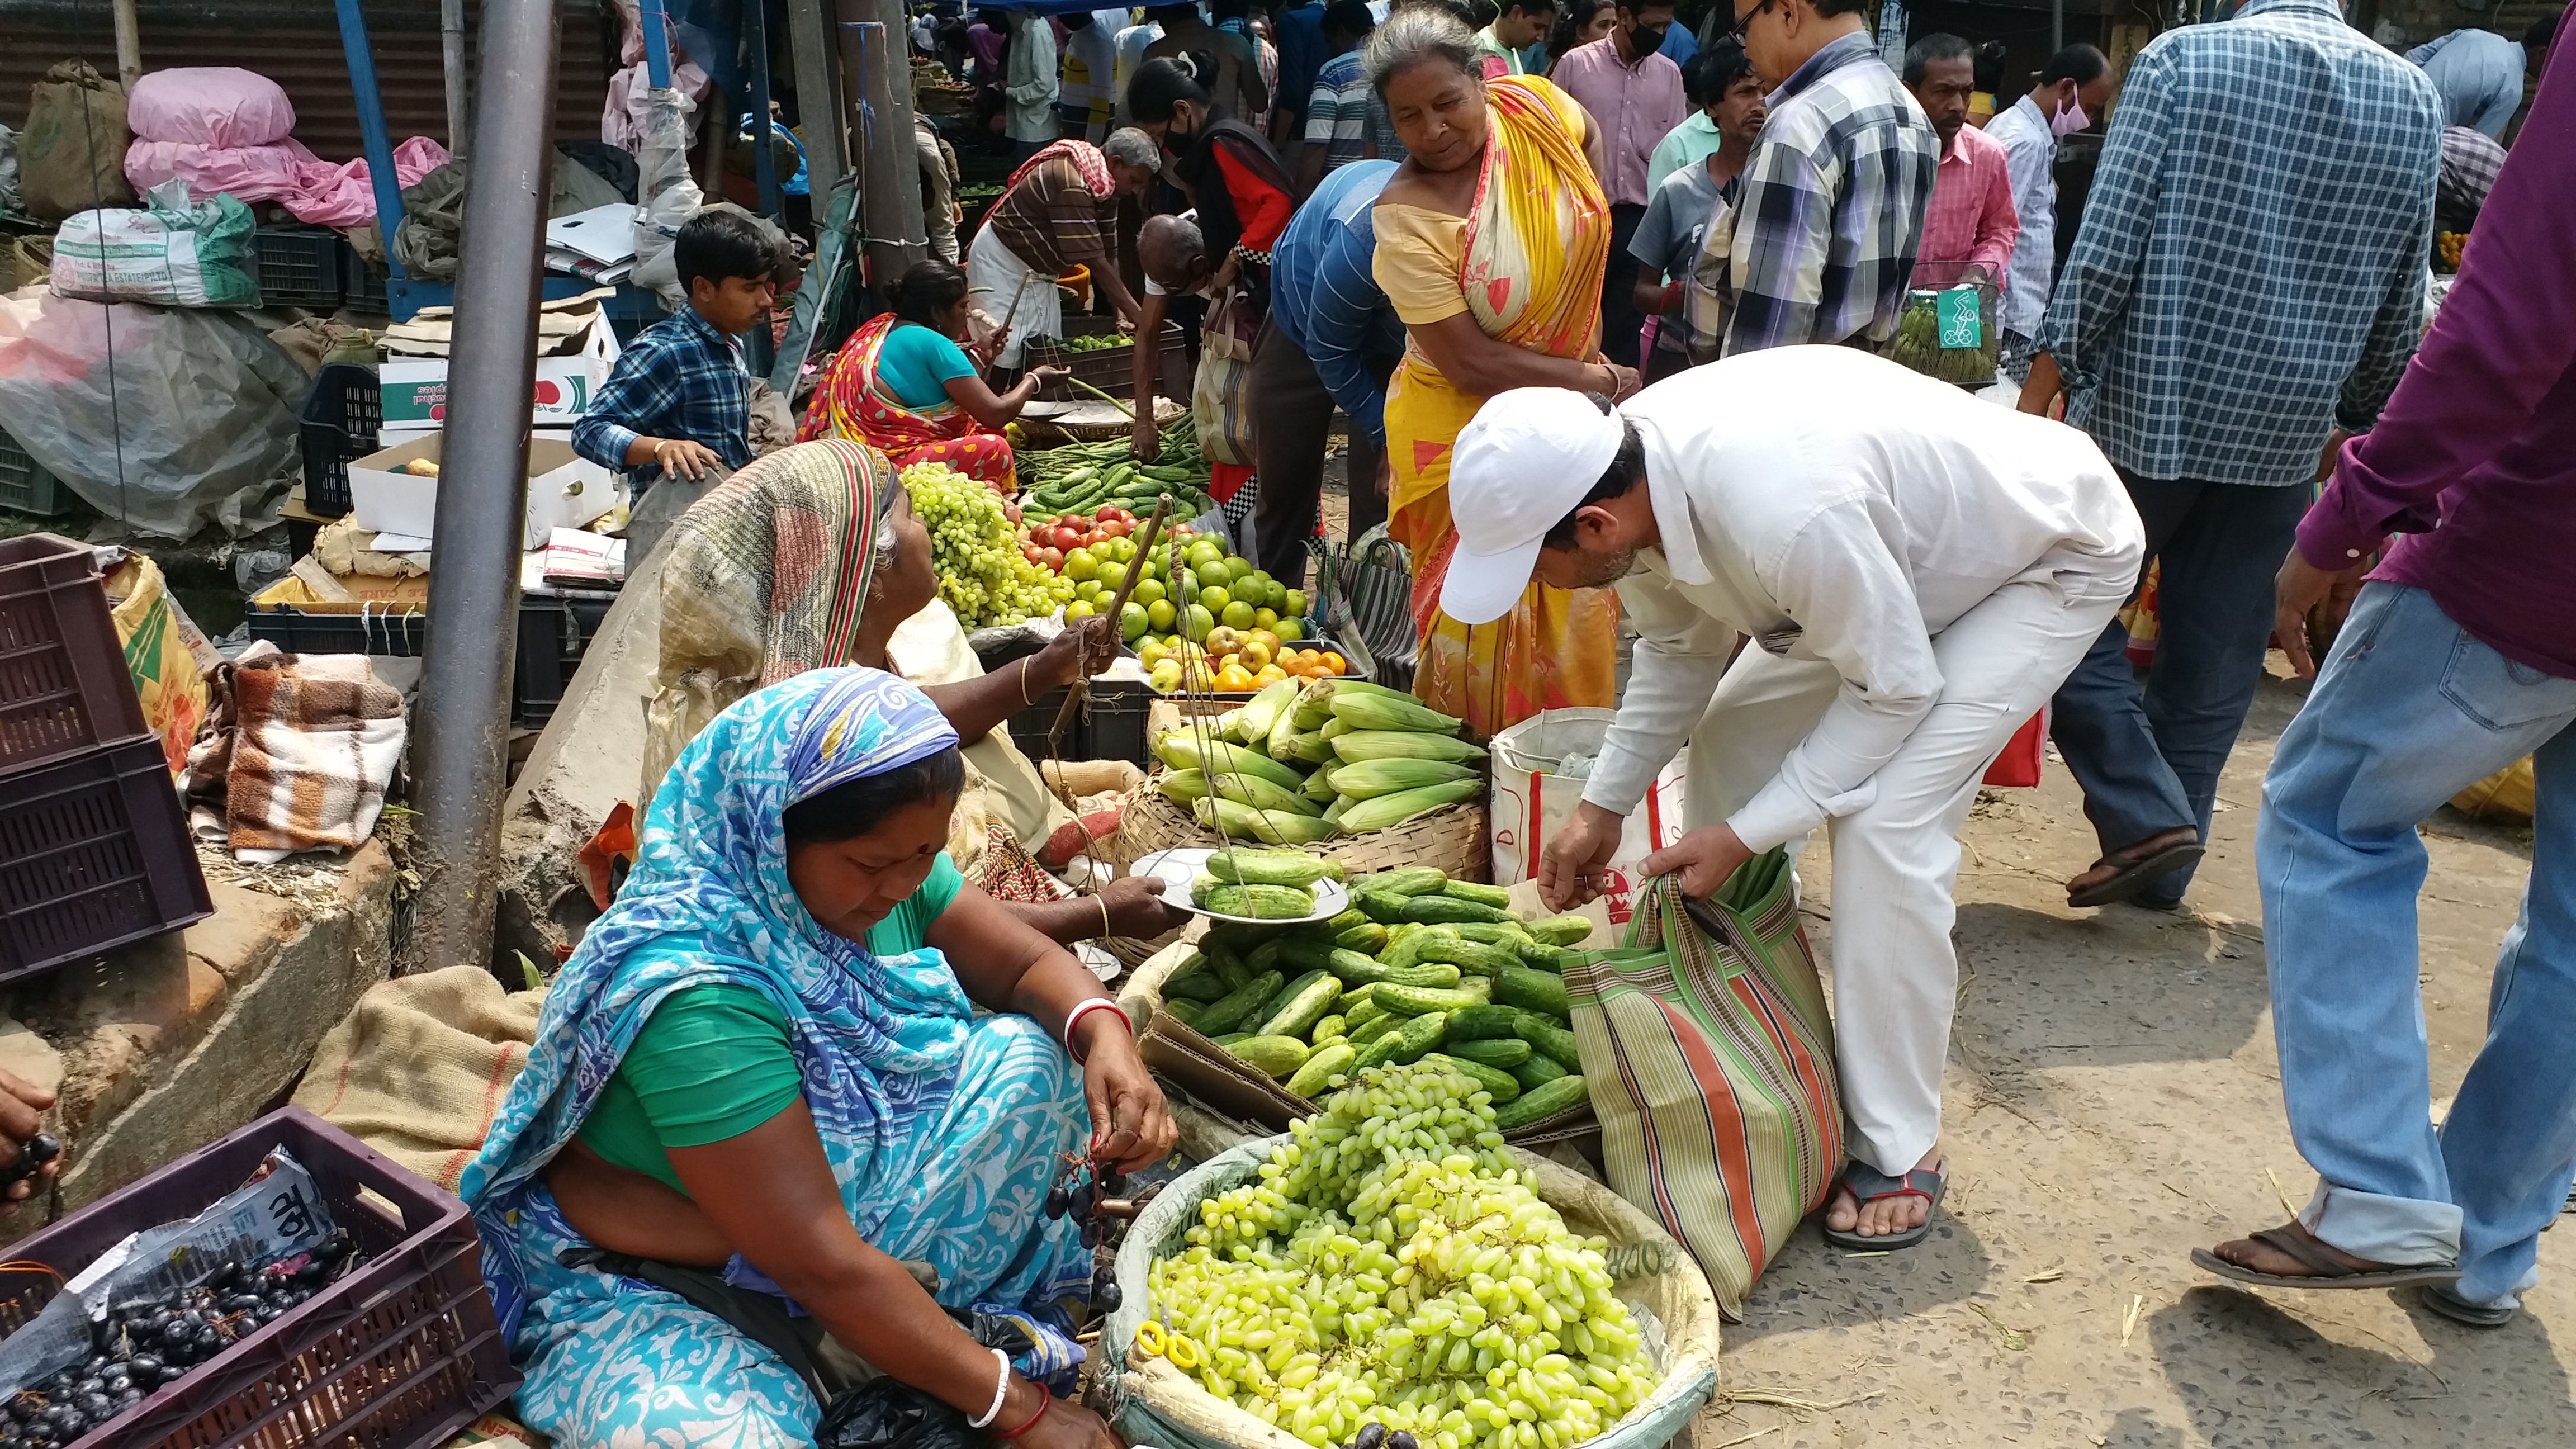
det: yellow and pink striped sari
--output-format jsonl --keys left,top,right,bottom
{"left": 1382, "top": 75, "right": 1620, "bottom": 737}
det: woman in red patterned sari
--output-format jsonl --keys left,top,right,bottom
{"left": 798, "top": 261, "right": 1066, "bottom": 489}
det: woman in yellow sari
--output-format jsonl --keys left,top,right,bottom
{"left": 1367, "top": 10, "right": 1636, "bottom": 736}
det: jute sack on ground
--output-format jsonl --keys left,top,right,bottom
{"left": 1098, "top": 1135, "right": 1720, "bottom": 1449}
{"left": 291, "top": 965, "right": 546, "bottom": 1192}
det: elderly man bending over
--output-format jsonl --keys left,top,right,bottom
{"left": 1457, "top": 347, "right": 2142, "bottom": 1248}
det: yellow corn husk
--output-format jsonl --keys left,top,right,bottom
{"left": 1217, "top": 707, "right": 1251, "bottom": 744}
{"left": 1159, "top": 768, "right": 1211, "bottom": 803}
{"left": 1337, "top": 778, "right": 1483, "bottom": 832}
{"left": 1324, "top": 757, "right": 1476, "bottom": 799}
{"left": 1270, "top": 681, "right": 1312, "bottom": 760}
{"left": 1324, "top": 795, "right": 1353, "bottom": 823}
{"left": 1211, "top": 769, "right": 1324, "bottom": 817}
{"left": 1197, "top": 796, "right": 1341, "bottom": 843}
{"left": 1237, "top": 677, "right": 1302, "bottom": 744}
{"left": 1330, "top": 730, "right": 1489, "bottom": 765}
{"left": 1303, "top": 767, "right": 1340, "bottom": 803}
{"left": 1281, "top": 729, "right": 1339, "bottom": 765}
{"left": 1157, "top": 733, "right": 1305, "bottom": 789}
{"left": 1320, "top": 716, "right": 1352, "bottom": 741}
{"left": 1325, "top": 691, "right": 1465, "bottom": 735}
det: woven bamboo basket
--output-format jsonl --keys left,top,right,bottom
{"left": 1111, "top": 776, "right": 1494, "bottom": 883}
{"left": 1017, "top": 396, "right": 1185, "bottom": 446}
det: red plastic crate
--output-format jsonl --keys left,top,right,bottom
{"left": 0, "top": 534, "right": 148, "bottom": 778}
{"left": 0, "top": 735, "right": 212, "bottom": 984}
{"left": 0, "top": 1108, "right": 519, "bottom": 1449}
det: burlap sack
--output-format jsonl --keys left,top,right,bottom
{"left": 19, "top": 61, "right": 132, "bottom": 220}
{"left": 1099, "top": 1136, "right": 1721, "bottom": 1449}
{"left": 290, "top": 967, "right": 547, "bottom": 1193}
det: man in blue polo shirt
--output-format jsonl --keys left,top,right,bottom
{"left": 1245, "top": 158, "right": 1404, "bottom": 589}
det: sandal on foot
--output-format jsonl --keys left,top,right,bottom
{"left": 2421, "top": 1285, "right": 2517, "bottom": 1327}
{"left": 2068, "top": 832, "right": 2204, "bottom": 908}
{"left": 2189, "top": 1221, "right": 2462, "bottom": 1290}
{"left": 1821, "top": 1161, "right": 1945, "bottom": 1252}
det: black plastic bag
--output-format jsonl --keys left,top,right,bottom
{"left": 815, "top": 1379, "right": 974, "bottom": 1449}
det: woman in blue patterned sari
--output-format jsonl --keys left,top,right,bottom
{"left": 461, "top": 667, "right": 1176, "bottom": 1449}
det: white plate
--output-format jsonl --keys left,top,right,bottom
{"left": 1130, "top": 847, "right": 1351, "bottom": 925}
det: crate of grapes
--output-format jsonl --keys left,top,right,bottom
{"left": 1882, "top": 260, "right": 1999, "bottom": 387}
{"left": 1095, "top": 1081, "right": 1720, "bottom": 1449}
{"left": 0, "top": 1107, "right": 517, "bottom": 1449}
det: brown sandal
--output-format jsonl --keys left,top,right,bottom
{"left": 2190, "top": 1221, "right": 2461, "bottom": 1290}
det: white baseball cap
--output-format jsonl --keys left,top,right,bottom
{"left": 1436, "top": 389, "right": 1627, "bottom": 627}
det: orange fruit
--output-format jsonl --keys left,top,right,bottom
{"left": 1213, "top": 665, "right": 1256, "bottom": 692}
{"left": 1251, "top": 664, "right": 1288, "bottom": 686}
{"left": 1320, "top": 651, "right": 1347, "bottom": 675}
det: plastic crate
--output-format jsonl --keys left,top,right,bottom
{"left": 1024, "top": 319, "right": 1190, "bottom": 403}
{"left": 0, "top": 1107, "right": 518, "bottom": 1449}
{"left": 341, "top": 246, "right": 390, "bottom": 316}
{"left": 253, "top": 229, "right": 348, "bottom": 311}
{"left": 1008, "top": 679, "right": 1156, "bottom": 767}
{"left": 244, "top": 594, "right": 607, "bottom": 728}
{"left": 297, "top": 363, "right": 381, "bottom": 519}
{"left": 0, "top": 427, "right": 69, "bottom": 518}
{"left": 0, "top": 534, "right": 150, "bottom": 779}
{"left": 0, "top": 735, "right": 211, "bottom": 984}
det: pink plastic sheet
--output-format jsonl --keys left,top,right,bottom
{"left": 124, "top": 135, "right": 449, "bottom": 228}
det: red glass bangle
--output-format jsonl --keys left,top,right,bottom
{"left": 992, "top": 1384, "right": 1053, "bottom": 1440}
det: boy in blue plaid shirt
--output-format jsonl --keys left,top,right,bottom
{"left": 574, "top": 210, "right": 789, "bottom": 498}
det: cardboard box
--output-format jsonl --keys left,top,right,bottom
{"left": 379, "top": 314, "right": 621, "bottom": 429}
{"left": 348, "top": 433, "right": 619, "bottom": 551}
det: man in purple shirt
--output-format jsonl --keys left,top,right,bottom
{"left": 2191, "top": 34, "right": 2576, "bottom": 1329}
{"left": 1549, "top": 0, "right": 1687, "bottom": 367}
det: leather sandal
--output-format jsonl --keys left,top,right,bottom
{"left": 2068, "top": 830, "right": 2204, "bottom": 908}
{"left": 2190, "top": 1221, "right": 2461, "bottom": 1290}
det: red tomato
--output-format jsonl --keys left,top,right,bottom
{"left": 1052, "top": 525, "right": 1084, "bottom": 552}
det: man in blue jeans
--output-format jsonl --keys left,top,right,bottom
{"left": 2190, "top": 34, "right": 2575, "bottom": 1327}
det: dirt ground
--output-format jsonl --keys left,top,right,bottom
{"left": 1696, "top": 662, "right": 2558, "bottom": 1448}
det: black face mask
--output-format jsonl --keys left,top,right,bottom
{"left": 1629, "top": 23, "right": 1666, "bottom": 54}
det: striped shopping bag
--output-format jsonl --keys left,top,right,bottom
{"left": 1564, "top": 859, "right": 1843, "bottom": 1319}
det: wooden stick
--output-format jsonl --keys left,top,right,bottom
{"left": 1048, "top": 495, "right": 1172, "bottom": 752}
{"left": 1064, "top": 372, "right": 1138, "bottom": 420}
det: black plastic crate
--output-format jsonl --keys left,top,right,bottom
{"left": 1007, "top": 678, "right": 1155, "bottom": 766}
{"left": 340, "top": 245, "right": 389, "bottom": 316}
{"left": 244, "top": 594, "right": 609, "bottom": 728}
{"left": 0, "top": 534, "right": 150, "bottom": 778}
{"left": 0, "top": 425, "right": 69, "bottom": 517}
{"left": 0, "top": 735, "right": 212, "bottom": 984}
{"left": 253, "top": 228, "right": 347, "bottom": 310}
{"left": 296, "top": 363, "right": 381, "bottom": 518}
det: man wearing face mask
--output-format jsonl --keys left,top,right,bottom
{"left": 1982, "top": 44, "right": 2113, "bottom": 382}
{"left": 1548, "top": 1, "right": 1688, "bottom": 368}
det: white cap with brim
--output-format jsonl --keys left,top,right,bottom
{"left": 1436, "top": 388, "right": 1627, "bottom": 627}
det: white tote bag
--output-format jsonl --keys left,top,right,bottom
{"left": 1488, "top": 708, "right": 1688, "bottom": 930}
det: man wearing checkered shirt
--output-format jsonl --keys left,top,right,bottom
{"left": 2020, "top": 0, "right": 2441, "bottom": 914}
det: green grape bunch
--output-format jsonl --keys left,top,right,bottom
{"left": 1147, "top": 1063, "right": 1661, "bottom": 1449}
{"left": 899, "top": 461, "right": 1078, "bottom": 628}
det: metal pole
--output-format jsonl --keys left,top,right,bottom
{"left": 787, "top": 0, "right": 847, "bottom": 198}
{"left": 408, "top": 0, "right": 560, "bottom": 976}
{"left": 2052, "top": 0, "right": 2063, "bottom": 54}
{"left": 337, "top": 0, "right": 410, "bottom": 280}
{"left": 111, "top": 0, "right": 141, "bottom": 94}
{"left": 443, "top": 0, "right": 472, "bottom": 163}
{"left": 749, "top": 0, "right": 780, "bottom": 217}
{"left": 700, "top": 83, "right": 730, "bottom": 199}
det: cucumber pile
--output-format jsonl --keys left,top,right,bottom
{"left": 1156, "top": 678, "right": 1483, "bottom": 843}
{"left": 1159, "top": 868, "right": 1592, "bottom": 1130}
{"left": 1191, "top": 847, "right": 1343, "bottom": 920}
{"left": 1146, "top": 1061, "right": 1658, "bottom": 1449}
{"left": 1020, "top": 415, "right": 1216, "bottom": 520}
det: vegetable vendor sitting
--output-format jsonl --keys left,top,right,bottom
{"left": 799, "top": 260, "right": 1071, "bottom": 492}
{"left": 460, "top": 666, "right": 1177, "bottom": 1448}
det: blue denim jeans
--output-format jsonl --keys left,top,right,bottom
{"left": 2259, "top": 583, "right": 2576, "bottom": 1308}
{"left": 2051, "top": 475, "right": 2313, "bottom": 905}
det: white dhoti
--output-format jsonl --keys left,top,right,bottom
{"left": 1678, "top": 564, "right": 2130, "bottom": 1176}
{"left": 965, "top": 224, "right": 1063, "bottom": 370}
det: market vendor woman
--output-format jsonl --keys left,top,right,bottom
{"left": 461, "top": 667, "right": 1176, "bottom": 1447}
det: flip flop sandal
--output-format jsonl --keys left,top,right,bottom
{"left": 2189, "top": 1222, "right": 2463, "bottom": 1290}
{"left": 1821, "top": 1161, "right": 1945, "bottom": 1252}
{"left": 2067, "top": 837, "right": 2205, "bottom": 908}
{"left": 2421, "top": 1285, "right": 2517, "bottom": 1328}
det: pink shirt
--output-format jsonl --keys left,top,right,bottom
{"left": 1550, "top": 38, "right": 1688, "bottom": 207}
{"left": 1911, "top": 121, "right": 2020, "bottom": 296}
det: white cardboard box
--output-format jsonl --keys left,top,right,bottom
{"left": 348, "top": 433, "right": 620, "bottom": 551}
{"left": 379, "top": 314, "right": 621, "bottom": 429}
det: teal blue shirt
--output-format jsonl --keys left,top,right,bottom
{"left": 877, "top": 323, "right": 977, "bottom": 409}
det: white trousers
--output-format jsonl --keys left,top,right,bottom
{"left": 966, "top": 224, "right": 1063, "bottom": 370}
{"left": 1678, "top": 565, "right": 2132, "bottom": 1175}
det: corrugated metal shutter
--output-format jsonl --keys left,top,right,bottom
{"left": 0, "top": 0, "right": 611, "bottom": 162}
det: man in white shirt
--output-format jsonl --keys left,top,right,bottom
{"left": 1446, "top": 348, "right": 2143, "bottom": 1247}
{"left": 1005, "top": 10, "right": 1062, "bottom": 158}
{"left": 1981, "top": 44, "right": 2114, "bottom": 380}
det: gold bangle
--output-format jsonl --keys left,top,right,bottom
{"left": 1019, "top": 656, "right": 1035, "bottom": 705}
{"left": 1097, "top": 896, "right": 1112, "bottom": 940}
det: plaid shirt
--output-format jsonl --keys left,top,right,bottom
{"left": 2036, "top": 0, "right": 2441, "bottom": 486}
{"left": 1721, "top": 31, "right": 1939, "bottom": 357}
{"left": 571, "top": 307, "right": 755, "bottom": 491}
